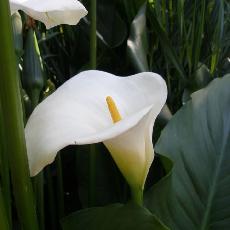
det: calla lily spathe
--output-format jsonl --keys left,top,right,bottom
{"left": 25, "top": 70, "right": 167, "bottom": 190}
{"left": 10, "top": 0, "right": 87, "bottom": 29}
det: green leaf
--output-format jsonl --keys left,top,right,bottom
{"left": 145, "top": 75, "right": 230, "bottom": 229}
{"left": 147, "top": 3, "right": 186, "bottom": 81}
{"left": 191, "top": 0, "right": 206, "bottom": 73}
{"left": 127, "top": 4, "right": 149, "bottom": 72}
{"left": 209, "top": 0, "right": 224, "bottom": 74}
{"left": 61, "top": 202, "right": 169, "bottom": 230}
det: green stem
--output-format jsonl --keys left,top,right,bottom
{"left": 0, "top": 101, "right": 11, "bottom": 228}
{"left": 0, "top": 187, "right": 9, "bottom": 230}
{"left": 90, "top": 0, "right": 97, "bottom": 69}
{"left": 89, "top": 0, "right": 97, "bottom": 207}
{"left": 0, "top": 1, "right": 38, "bottom": 229}
{"left": 131, "top": 187, "right": 143, "bottom": 206}
{"left": 46, "top": 168, "right": 57, "bottom": 230}
{"left": 32, "top": 172, "right": 45, "bottom": 230}
{"left": 30, "top": 95, "right": 44, "bottom": 230}
{"left": 89, "top": 145, "right": 96, "bottom": 206}
{"left": 56, "top": 154, "right": 64, "bottom": 218}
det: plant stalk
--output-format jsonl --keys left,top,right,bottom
{"left": 0, "top": 1, "right": 38, "bottom": 229}
{"left": 32, "top": 173, "right": 45, "bottom": 230}
{"left": 89, "top": 0, "right": 97, "bottom": 207}
{"left": 90, "top": 0, "right": 97, "bottom": 69}
{"left": 46, "top": 168, "right": 57, "bottom": 230}
{"left": 89, "top": 145, "right": 96, "bottom": 206}
{"left": 56, "top": 154, "right": 64, "bottom": 218}
{"left": 131, "top": 187, "right": 143, "bottom": 206}
{"left": 0, "top": 101, "right": 11, "bottom": 228}
{"left": 0, "top": 188, "right": 9, "bottom": 230}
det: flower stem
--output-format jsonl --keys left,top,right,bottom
{"left": 56, "top": 154, "right": 64, "bottom": 218}
{"left": 131, "top": 187, "right": 143, "bottom": 206}
{"left": 89, "top": 0, "right": 97, "bottom": 207}
{"left": 89, "top": 145, "right": 96, "bottom": 206}
{"left": 0, "top": 102, "right": 11, "bottom": 228}
{"left": 32, "top": 172, "right": 45, "bottom": 230}
{"left": 46, "top": 168, "right": 57, "bottom": 230}
{"left": 90, "top": 0, "right": 97, "bottom": 69}
{"left": 0, "top": 188, "right": 9, "bottom": 230}
{"left": 0, "top": 1, "right": 38, "bottom": 229}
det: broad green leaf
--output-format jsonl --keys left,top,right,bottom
{"left": 145, "top": 75, "right": 230, "bottom": 229}
{"left": 61, "top": 202, "right": 169, "bottom": 230}
{"left": 127, "top": 4, "right": 149, "bottom": 72}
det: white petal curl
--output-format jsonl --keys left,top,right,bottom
{"left": 10, "top": 0, "right": 88, "bottom": 29}
{"left": 25, "top": 70, "right": 167, "bottom": 189}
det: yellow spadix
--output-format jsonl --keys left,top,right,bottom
{"left": 106, "top": 96, "right": 122, "bottom": 123}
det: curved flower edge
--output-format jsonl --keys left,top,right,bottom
{"left": 10, "top": 0, "right": 88, "bottom": 29}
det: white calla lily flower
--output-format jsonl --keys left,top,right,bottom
{"left": 10, "top": 0, "right": 87, "bottom": 29}
{"left": 25, "top": 70, "right": 167, "bottom": 193}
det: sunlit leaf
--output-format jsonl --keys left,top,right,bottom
{"left": 145, "top": 75, "right": 230, "bottom": 229}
